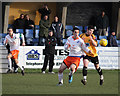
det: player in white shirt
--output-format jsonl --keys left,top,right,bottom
{"left": 57, "top": 27, "right": 93, "bottom": 86}
{"left": 4, "top": 27, "right": 25, "bottom": 76}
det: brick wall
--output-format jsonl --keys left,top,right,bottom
{"left": 66, "top": 2, "right": 112, "bottom": 26}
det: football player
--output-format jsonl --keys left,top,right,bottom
{"left": 57, "top": 27, "right": 93, "bottom": 86}
{"left": 80, "top": 25, "right": 104, "bottom": 85}
{"left": 4, "top": 27, "right": 25, "bottom": 76}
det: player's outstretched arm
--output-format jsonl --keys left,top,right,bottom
{"left": 4, "top": 37, "right": 8, "bottom": 45}
{"left": 21, "top": 34, "right": 26, "bottom": 46}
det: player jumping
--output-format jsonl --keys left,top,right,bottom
{"left": 4, "top": 27, "right": 25, "bottom": 76}
{"left": 57, "top": 27, "right": 93, "bottom": 86}
{"left": 80, "top": 25, "right": 104, "bottom": 85}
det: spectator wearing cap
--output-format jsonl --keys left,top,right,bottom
{"left": 41, "top": 30, "right": 57, "bottom": 74}
{"left": 108, "top": 31, "right": 118, "bottom": 47}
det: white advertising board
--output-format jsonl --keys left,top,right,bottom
{"left": 19, "top": 46, "right": 119, "bottom": 69}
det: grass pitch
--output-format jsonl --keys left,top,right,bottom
{"left": 2, "top": 69, "right": 118, "bottom": 95}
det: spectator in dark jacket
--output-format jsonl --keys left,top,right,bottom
{"left": 51, "top": 16, "right": 64, "bottom": 46}
{"left": 24, "top": 14, "right": 35, "bottom": 29}
{"left": 13, "top": 14, "right": 25, "bottom": 31}
{"left": 39, "top": 15, "right": 50, "bottom": 46}
{"left": 108, "top": 31, "right": 118, "bottom": 47}
{"left": 41, "top": 30, "right": 56, "bottom": 74}
{"left": 38, "top": 4, "right": 51, "bottom": 20}
{"left": 96, "top": 11, "right": 109, "bottom": 36}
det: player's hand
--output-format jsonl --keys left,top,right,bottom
{"left": 13, "top": 41, "right": 16, "bottom": 44}
{"left": 66, "top": 43, "right": 71, "bottom": 48}
{"left": 22, "top": 42, "right": 25, "bottom": 46}
{"left": 89, "top": 36, "right": 93, "bottom": 41}
{"left": 88, "top": 50, "right": 93, "bottom": 55}
{"left": 6, "top": 39, "right": 8, "bottom": 44}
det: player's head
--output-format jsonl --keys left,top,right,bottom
{"left": 7, "top": 27, "right": 13, "bottom": 36}
{"left": 87, "top": 25, "right": 94, "bottom": 35}
{"left": 72, "top": 27, "right": 79, "bottom": 37}
{"left": 48, "top": 30, "right": 53, "bottom": 36}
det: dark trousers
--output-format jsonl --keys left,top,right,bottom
{"left": 42, "top": 54, "right": 54, "bottom": 72}
{"left": 57, "top": 38, "right": 62, "bottom": 46}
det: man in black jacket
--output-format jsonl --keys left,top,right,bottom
{"left": 51, "top": 16, "right": 64, "bottom": 46}
{"left": 13, "top": 14, "right": 25, "bottom": 31}
{"left": 96, "top": 11, "right": 109, "bottom": 36}
{"left": 41, "top": 30, "right": 56, "bottom": 74}
{"left": 24, "top": 14, "right": 35, "bottom": 29}
{"left": 38, "top": 4, "right": 51, "bottom": 20}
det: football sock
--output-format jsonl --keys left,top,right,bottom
{"left": 17, "top": 64, "right": 24, "bottom": 71}
{"left": 83, "top": 66, "right": 87, "bottom": 80}
{"left": 96, "top": 67, "right": 103, "bottom": 79}
{"left": 100, "top": 75, "right": 104, "bottom": 80}
{"left": 8, "top": 58, "right": 12, "bottom": 70}
{"left": 69, "top": 69, "right": 75, "bottom": 76}
{"left": 58, "top": 73, "right": 63, "bottom": 83}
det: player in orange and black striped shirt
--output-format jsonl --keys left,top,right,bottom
{"left": 80, "top": 25, "right": 104, "bottom": 85}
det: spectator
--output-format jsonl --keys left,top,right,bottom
{"left": 108, "top": 31, "right": 118, "bottom": 47}
{"left": 38, "top": 4, "right": 51, "bottom": 20}
{"left": 39, "top": 15, "right": 50, "bottom": 46}
{"left": 51, "top": 16, "right": 64, "bottom": 46}
{"left": 24, "top": 14, "right": 35, "bottom": 29}
{"left": 96, "top": 11, "right": 109, "bottom": 36}
{"left": 41, "top": 30, "right": 56, "bottom": 74}
{"left": 13, "top": 14, "right": 25, "bottom": 31}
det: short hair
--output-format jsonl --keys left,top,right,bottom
{"left": 54, "top": 15, "right": 58, "bottom": 18}
{"left": 20, "top": 14, "right": 24, "bottom": 17}
{"left": 48, "top": 30, "right": 53, "bottom": 33}
{"left": 44, "top": 15, "right": 48, "bottom": 17}
{"left": 44, "top": 3, "right": 48, "bottom": 6}
{"left": 111, "top": 30, "right": 115, "bottom": 34}
{"left": 7, "top": 27, "right": 13, "bottom": 31}
{"left": 88, "top": 25, "right": 94, "bottom": 30}
{"left": 72, "top": 27, "right": 79, "bottom": 32}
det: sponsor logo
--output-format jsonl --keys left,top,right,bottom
{"left": 26, "top": 49, "right": 40, "bottom": 60}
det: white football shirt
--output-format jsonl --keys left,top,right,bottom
{"left": 4, "top": 33, "right": 25, "bottom": 51}
{"left": 64, "top": 35, "right": 90, "bottom": 57}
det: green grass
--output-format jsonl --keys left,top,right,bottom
{"left": 2, "top": 69, "right": 119, "bottom": 95}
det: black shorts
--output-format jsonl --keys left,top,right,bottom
{"left": 83, "top": 55, "right": 99, "bottom": 64}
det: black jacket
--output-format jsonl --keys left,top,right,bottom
{"left": 13, "top": 18, "right": 25, "bottom": 29}
{"left": 38, "top": 8, "right": 51, "bottom": 19}
{"left": 51, "top": 21, "right": 64, "bottom": 38}
{"left": 96, "top": 15, "right": 109, "bottom": 29}
{"left": 108, "top": 35, "right": 118, "bottom": 47}
{"left": 24, "top": 19, "right": 35, "bottom": 29}
{"left": 44, "top": 35, "right": 56, "bottom": 54}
